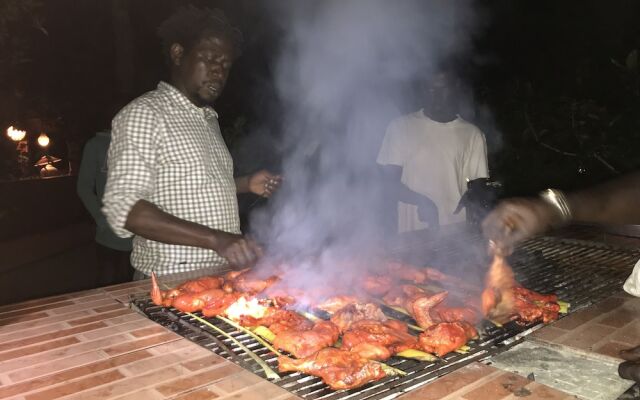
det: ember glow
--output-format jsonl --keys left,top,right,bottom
{"left": 225, "top": 297, "right": 268, "bottom": 321}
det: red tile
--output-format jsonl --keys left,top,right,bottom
{"left": 0, "top": 337, "right": 80, "bottom": 362}
{"left": 8, "top": 352, "right": 106, "bottom": 382}
{"left": 102, "top": 332, "right": 181, "bottom": 356}
{"left": 399, "top": 363, "right": 496, "bottom": 400}
{"left": 522, "top": 382, "right": 575, "bottom": 399}
{"left": 0, "top": 312, "right": 49, "bottom": 326}
{"left": 211, "top": 371, "right": 263, "bottom": 394}
{"left": 155, "top": 363, "right": 242, "bottom": 397}
{"left": 551, "top": 307, "right": 602, "bottom": 331}
{"left": 93, "top": 304, "right": 127, "bottom": 313}
{"left": 172, "top": 387, "right": 220, "bottom": 400}
{"left": 0, "top": 333, "right": 132, "bottom": 374}
{"left": 462, "top": 371, "right": 531, "bottom": 400}
{"left": 0, "top": 351, "right": 152, "bottom": 398}
{"left": 182, "top": 355, "right": 225, "bottom": 372}
{"left": 67, "top": 309, "right": 134, "bottom": 326}
{"left": 612, "top": 321, "right": 640, "bottom": 346}
{"left": 599, "top": 308, "right": 638, "bottom": 328}
{"left": 559, "top": 323, "right": 616, "bottom": 351}
{"left": 0, "top": 295, "right": 72, "bottom": 313}
{"left": 61, "top": 364, "right": 189, "bottom": 399}
{"left": 130, "top": 325, "right": 169, "bottom": 338}
{"left": 531, "top": 326, "right": 568, "bottom": 343}
{"left": 594, "top": 341, "right": 636, "bottom": 360}
{"left": 0, "top": 322, "right": 107, "bottom": 352}
{"left": 0, "top": 301, "right": 76, "bottom": 320}
{"left": 24, "top": 369, "right": 126, "bottom": 400}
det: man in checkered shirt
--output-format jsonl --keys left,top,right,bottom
{"left": 102, "top": 7, "right": 281, "bottom": 278}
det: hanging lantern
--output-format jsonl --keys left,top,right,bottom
{"left": 6, "top": 126, "right": 26, "bottom": 142}
{"left": 37, "top": 133, "right": 50, "bottom": 147}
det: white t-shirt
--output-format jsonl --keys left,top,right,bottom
{"left": 377, "top": 111, "right": 489, "bottom": 233}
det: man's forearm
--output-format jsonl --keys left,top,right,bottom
{"left": 567, "top": 172, "right": 640, "bottom": 225}
{"left": 394, "top": 182, "right": 427, "bottom": 206}
{"left": 234, "top": 175, "right": 250, "bottom": 194}
{"left": 124, "top": 200, "right": 220, "bottom": 249}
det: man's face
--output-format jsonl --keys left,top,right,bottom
{"left": 172, "top": 35, "right": 234, "bottom": 107}
{"left": 423, "top": 72, "right": 458, "bottom": 121}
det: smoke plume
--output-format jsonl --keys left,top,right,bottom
{"left": 250, "top": 0, "right": 479, "bottom": 294}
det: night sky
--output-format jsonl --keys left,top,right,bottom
{"left": 2, "top": 0, "right": 640, "bottom": 193}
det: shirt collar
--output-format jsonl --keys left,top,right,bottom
{"left": 157, "top": 81, "right": 218, "bottom": 119}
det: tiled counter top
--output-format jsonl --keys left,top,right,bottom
{"left": 3, "top": 276, "right": 639, "bottom": 399}
{"left": 0, "top": 281, "right": 296, "bottom": 400}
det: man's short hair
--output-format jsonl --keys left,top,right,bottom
{"left": 157, "top": 5, "right": 243, "bottom": 64}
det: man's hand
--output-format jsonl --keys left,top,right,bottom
{"left": 481, "top": 198, "right": 564, "bottom": 251}
{"left": 213, "top": 231, "right": 263, "bottom": 268}
{"left": 248, "top": 170, "right": 282, "bottom": 198}
{"left": 417, "top": 196, "right": 440, "bottom": 228}
{"left": 619, "top": 345, "right": 640, "bottom": 382}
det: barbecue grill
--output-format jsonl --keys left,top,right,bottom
{"left": 130, "top": 234, "right": 640, "bottom": 399}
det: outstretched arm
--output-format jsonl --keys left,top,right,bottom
{"left": 482, "top": 171, "right": 640, "bottom": 250}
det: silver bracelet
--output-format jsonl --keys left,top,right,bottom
{"left": 539, "top": 188, "right": 572, "bottom": 225}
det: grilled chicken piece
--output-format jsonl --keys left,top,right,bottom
{"left": 361, "top": 275, "right": 394, "bottom": 296}
{"left": 513, "top": 286, "right": 558, "bottom": 303}
{"left": 151, "top": 272, "right": 227, "bottom": 312}
{"left": 432, "top": 305, "right": 481, "bottom": 325}
{"left": 330, "top": 303, "right": 387, "bottom": 332}
{"left": 512, "top": 287, "right": 560, "bottom": 324}
{"left": 278, "top": 348, "right": 387, "bottom": 390}
{"left": 222, "top": 269, "right": 279, "bottom": 294}
{"left": 405, "top": 291, "right": 448, "bottom": 329}
{"left": 273, "top": 320, "right": 340, "bottom": 358}
{"left": 201, "top": 292, "right": 243, "bottom": 317}
{"left": 482, "top": 254, "right": 516, "bottom": 319}
{"left": 176, "top": 276, "right": 224, "bottom": 293}
{"left": 386, "top": 261, "right": 427, "bottom": 283}
{"left": 382, "top": 285, "right": 426, "bottom": 308}
{"left": 418, "top": 321, "right": 478, "bottom": 357}
{"left": 342, "top": 319, "right": 418, "bottom": 361}
{"left": 315, "top": 295, "right": 361, "bottom": 314}
{"left": 241, "top": 308, "right": 314, "bottom": 335}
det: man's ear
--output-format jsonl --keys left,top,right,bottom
{"left": 169, "top": 43, "right": 184, "bottom": 67}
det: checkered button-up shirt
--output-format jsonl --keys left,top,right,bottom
{"left": 102, "top": 82, "right": 239, "bottom": 275}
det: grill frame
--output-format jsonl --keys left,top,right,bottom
{"left": 130, "top": 235, "right": 640, "bottom": 399}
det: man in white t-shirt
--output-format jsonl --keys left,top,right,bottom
{"left": 377, "top": 70, "right": 489, "bottom": 233}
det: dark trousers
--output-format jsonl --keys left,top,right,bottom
{"left": 95, "top": 244, "right": 134, "bottom": 287}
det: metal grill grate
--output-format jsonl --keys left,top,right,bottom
{"left": 130, "top": 235, "right": 640, "bottom": 399}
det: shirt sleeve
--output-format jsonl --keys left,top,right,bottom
{"left": 464, "top": 127, "right": 489, "bottom": 180}
{"left": 76, "top": 138, "right": 107, "bottom": 226}
{"left": 102, "top": 102, "right": 161, "bottom": 238}
{"left": 377, "top": 118, "right": 406, "bottom": 167}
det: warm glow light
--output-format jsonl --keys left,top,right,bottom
{"left": 6, "top": 126, "right": 26, "bottom": 142}
{"left": 37, "top": 133, "right": 50, "bottom": 147}
{"left": 225, "top": 297, "right": 267, "bottom": 321}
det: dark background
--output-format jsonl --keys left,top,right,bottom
{"left": 2, "top": 0, "right": 639, "bottom": 192}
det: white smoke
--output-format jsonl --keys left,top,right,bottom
{"left": 250, "top": 0, "right": 479, "bottom": 289}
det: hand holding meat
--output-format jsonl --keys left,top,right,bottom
{"left": 214, "top": 232, "right": 262, "bottom": 267}
{"left": 482, "top": 198, "right": 562, "bottom": 253}
{"left": 248, "top": 170, "right": 282, "bottom": 198}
